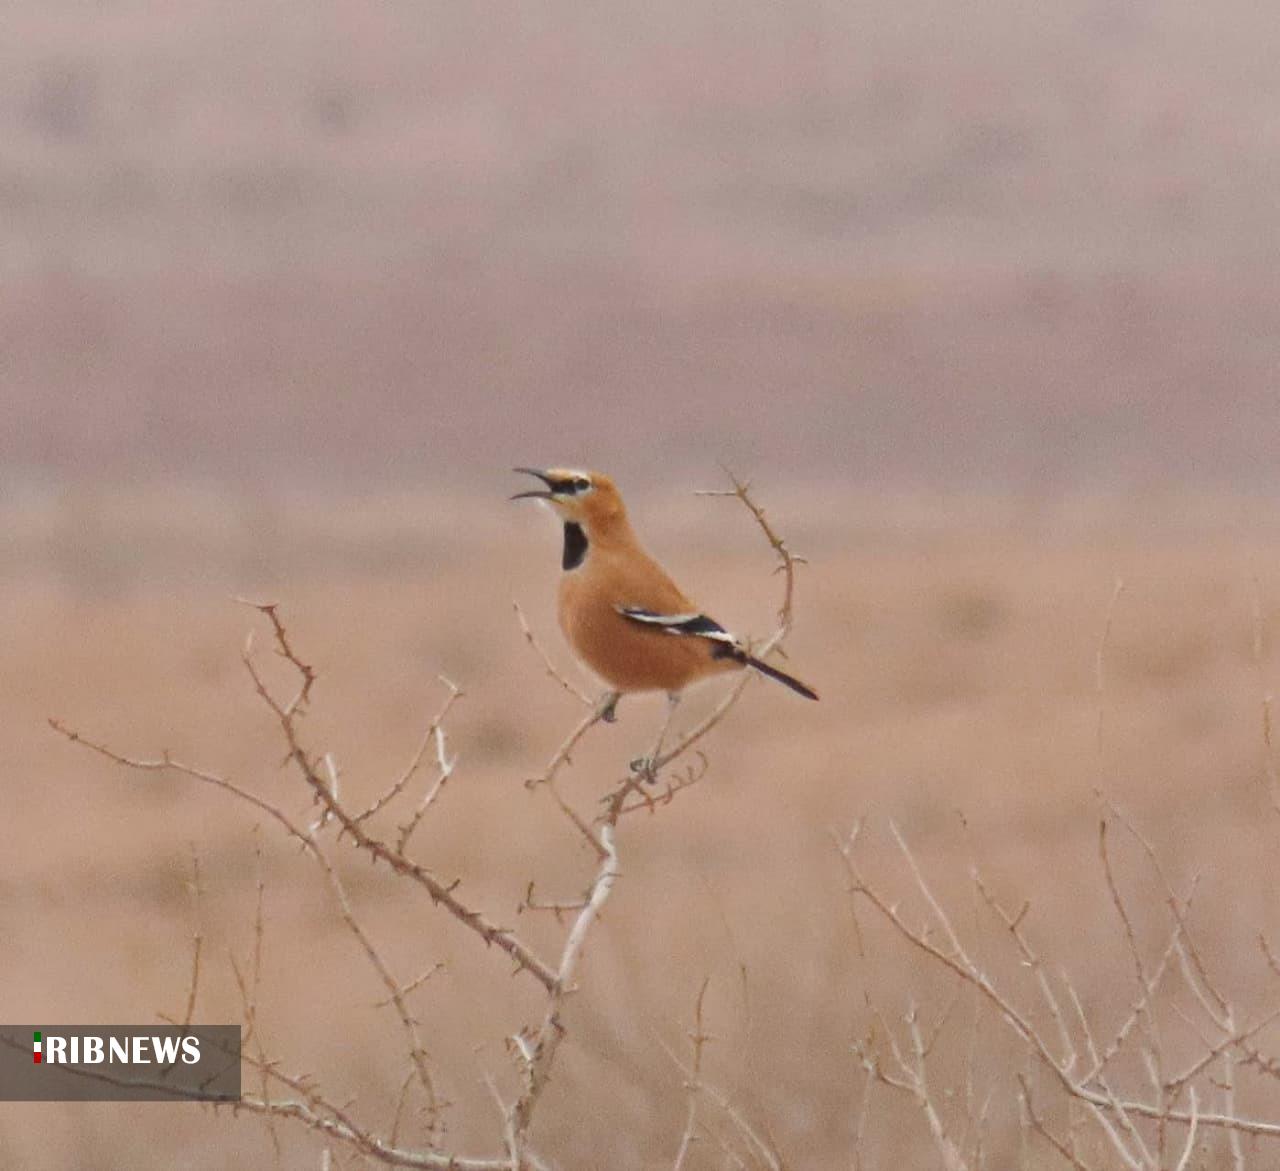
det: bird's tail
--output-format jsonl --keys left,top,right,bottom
{"left": 743, "top": 654, "right": 819, "bottom": 701}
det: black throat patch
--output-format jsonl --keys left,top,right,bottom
{"left": 562, "top": 522, "right": 588, "bottom": 570}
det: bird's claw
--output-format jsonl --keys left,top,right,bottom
{"left": 629, "top": 756, "right": 660, "bottom": 784}
{"left": 597, "top": 692, "right": 620, "bottom": 723}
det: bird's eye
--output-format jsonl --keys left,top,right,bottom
{"left": 572, "top": 476, "right": 591, "bottom": 492}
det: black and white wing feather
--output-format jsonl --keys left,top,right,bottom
{"left": 615, "top": 605, "right": 739, "bottom": 648}
{"left": 615, "top": 605, "right": 820, "bottom": 701}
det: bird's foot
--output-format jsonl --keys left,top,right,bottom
{"left": 597, "top": 691, "right": 620, "bottom": 724}
{"left": 629, "top": 755, "right": 660, "bottom": 785}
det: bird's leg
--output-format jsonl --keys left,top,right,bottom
{"left": 597, "top": 690, "right": 621, "bottom": 724}
{"left": 630, "top": 691, "right": 681, "bottom": 784}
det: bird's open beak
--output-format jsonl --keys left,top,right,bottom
{"left": 510, "top": 467, "right": 555, "bottom": 500}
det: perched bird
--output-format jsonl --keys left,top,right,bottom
{"left": 512, "top": 467, "right": 817, "bottom": 771}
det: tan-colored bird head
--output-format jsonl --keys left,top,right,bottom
{"left": 511, "top": 467, "right": 627, "bottom": 533}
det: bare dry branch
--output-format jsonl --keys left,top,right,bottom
{"left": 838, "top": 819, "right": 1280, "bottom": 1164}
{"left": 672, "top": 976, "right": 712, "bottom": 1171}
{"left": 178, "top": 846, "right": 203, "bottom": 1034}
{"left": 53, "top": 469, "right": 809, "bottom": 1168}
{"left": 1019, "top": 1075, "right": 1100, "bottom": 1171}
{"left": 358, "top": 678, "right": 462, "bottom": 824}
{"left": 236, "top": 597, "right": 318, "bottom": 709}
{"left": 235, "top": 626, "right": 561, "bottom": 993}
{"left": 306, "top": 825, "right": 441, "bottom": 1136}
{"left": 511, "top": 820, "right": 619, "bottom": 1138}
{"left": 518, "top": 881, "right": 589, "bottom": 920}
{"left": 513, "top": 600, "right": 593, "bottom": 706}
{"left": 396, "top": 720, "right": 460, "bottom": 853}
{"left": 658, "top": 1035, "right": 784, "bottom": 1171}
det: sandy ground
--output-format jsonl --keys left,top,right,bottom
{"left": 1, "top": 490, "right": 1279, "bottom": 1166}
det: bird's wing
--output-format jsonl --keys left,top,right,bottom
{"left": 615, "top": 605, "right": 739, "bottom": 648}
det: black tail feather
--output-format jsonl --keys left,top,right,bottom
{"left": 744, "top": 654, "right": 819, "bottom": 701}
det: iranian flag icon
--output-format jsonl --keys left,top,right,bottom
{"left": 33, "top": 1032, "right": 41, "bottom": 1064}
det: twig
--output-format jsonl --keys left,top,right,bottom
{"left": 855, "top": 1001, "right": 970, "bottom": 1171}
{"left": 518, "top": 881, "right": 589, "bottom": 920}
{"left": 236, "top": 598, "right": 318, "bottom": 710}
{"left": 396, "top": 721, "right": 460, "bottom": 853}
{"left": 672, "top": 977, "right": 712, "bottom": 1171}
{"left": 52, "top": 469, "right": 810, "bottom": 1168}
{"left": 235, "top": 625, "right": 561, "bottom": 993}
{"left": 648, "top": 469, "right": 805, "bottom": 777}
{"left": 1019, "top": 1075, "right": 1099, "bottom": 1171}
{"left": 358, "top": 678, "right": 462, "bottom": 824}
{"left": 53, "top": 709, "right": 559, "bottom": 995}
{"left": 307, "top": 823, "right": 441, "bottom": 1137}
{"left": 1097, "top": 817, "right": 1166, "bottom": 1160}
{"left": 511, "top": 823, "right": 619, "bottom": 1139}
{"left": 838, "top": 821, "right": 1280, "bottom": 1156}
{"left": 376, "top": 963, "right": 446, "bottom": 1008}
{"left": 657, "top": 1037, "right": 784, "bottom": 1171}
{"left": 178, "top": 846, "right": 203, "bottom": 1034}
{"left": 513, "top": 601, "right": 592, "bottom": 706}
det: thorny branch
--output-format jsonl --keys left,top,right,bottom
{"left": 357, "top": 678, "right": 462, "bottom": 826}
{"left": 853, "top": 1002, "right": 970, "bottom": 1171}
{"left": 504, "top": 469, "right": 803, "bottom": 1154}
{"left": 50, "top": 469, "right": 806, "bottom": 1168}
{"left": 671, "top": 976, "right": 712, "bottom": 1171}
{"left": 838, "top": 818, "right": 1280, "bottom": 1168}
{"left": 512, "top": 600, "right": 593, "bottom": 707}
{"left": 52, "top": 618, "right": 555, "bottom": 1167}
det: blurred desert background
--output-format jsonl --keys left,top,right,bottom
{"left": 4, "top": 0, "right": 1280, "bottom": 1167}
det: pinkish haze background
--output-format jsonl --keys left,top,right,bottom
{"left": 3, "top": 0, "right": 1277, "bottom": 497}
{"left": 6, "top": 6, "right": 1280, "bottom": 1168}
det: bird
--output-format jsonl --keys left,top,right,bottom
{"left": 512, "top": 467, "right": 817, "bottom": 775}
